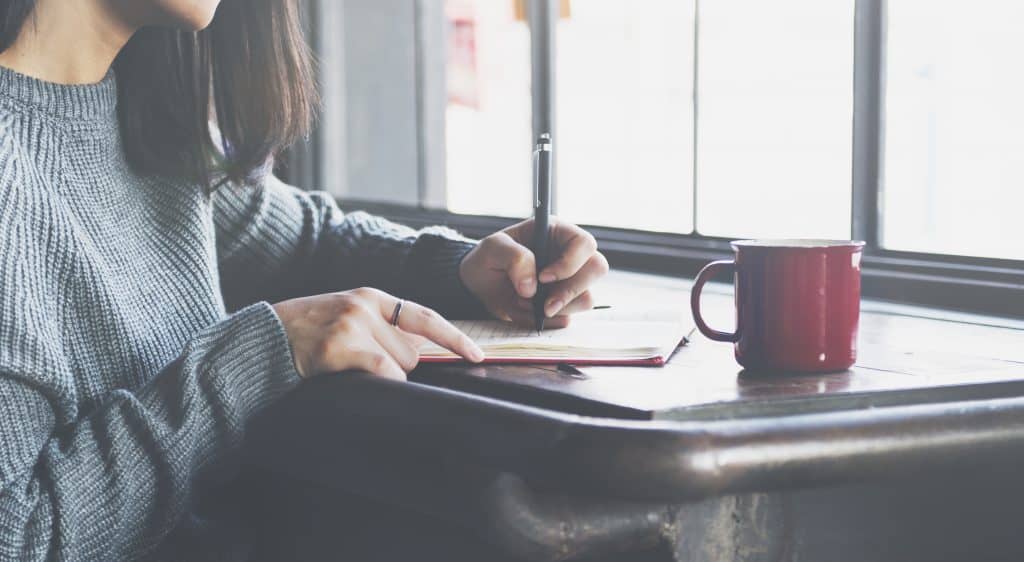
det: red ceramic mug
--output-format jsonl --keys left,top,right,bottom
{"left": 690, "top": 240, "right": 865, "bottom": 373}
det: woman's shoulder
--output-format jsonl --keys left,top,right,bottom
{"left": 0, "top": 109, "right": 75, "bottom": 406}
{"left": 0, "top": 109, "right": 56, "bottom": 271}
{"left": 0, "top": 105, "right": 67, "bottom": 222}
{"left": 0, "top": 120, "right": 39, "bottom": 263}
{"left": 0, "top": 108, "right": 21, "bottom": 153}
{"left": 0, "top": 108, "right": 32, "bottom": 198}
{"left": 0, "top": 114, "right": 71, "bottom": 402}
{"left": 0, "top": 111, "right": 24, "bottom": 206}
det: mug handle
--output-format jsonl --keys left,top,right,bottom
{"left": 690, "top": 260, "right": 739, "bottom": 343}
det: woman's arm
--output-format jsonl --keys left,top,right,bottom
{"left": 0, "top": 304, "right": 300, "bottom": 561}
{"left": 213, "top": 176, "right": 489, "bottom": 318}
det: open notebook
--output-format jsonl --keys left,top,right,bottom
{"left": 419, "top": 305, "right": 693, "bottom": 366}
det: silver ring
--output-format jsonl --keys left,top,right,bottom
{"left": 390, "top": 300, "right": 404, "bottom": 327}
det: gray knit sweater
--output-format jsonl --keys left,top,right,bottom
{"left": 0, "top": 66, "right": 483, "bottom": 560}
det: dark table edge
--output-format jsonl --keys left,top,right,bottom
{"left": 248, "top": 372, "right": 1024, "bottom": 503}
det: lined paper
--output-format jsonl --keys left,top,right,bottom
{"left": 420, "top": 302, "right": 691, "bottom": 362}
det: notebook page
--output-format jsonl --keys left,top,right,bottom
{"left": 453, "top": 320, "right": 676, "bottom": 350}
{"left": 420, "top": 306, "right": 688, "bottom": 360}
{"left": 419, "top": 279, "right": 693, "bottom": 361}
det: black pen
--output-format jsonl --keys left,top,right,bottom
{"left": 532, "top": 133, "right": 553, "bottom": 334}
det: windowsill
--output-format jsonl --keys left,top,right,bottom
{"left": 607, "top": 268, "right": 1024, "bottom": 332}
{"left": 339, "top": 199, "right": 1024, "bottom": 319}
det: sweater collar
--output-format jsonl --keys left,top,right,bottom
{"left": 0, "top": 65, "right": 117, "bottom": 123}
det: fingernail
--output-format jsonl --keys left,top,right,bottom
{"left": 470, "top": 345, "right": 485, "bottom": 363}
{"left": 546, "top": 299, "right": 564, "bottom": 317}
{"left": 539, "top": 272, "right": 556, "bottom": 284}
{"left": 518, "top": 278, "right": 536, "bottom": 296}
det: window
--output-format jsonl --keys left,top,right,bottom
{"left": 443, "top": 0, "right": 856, "bottom": 239}
{"left": 445, "top": 0, "right": 532, "bottom": 217}
{"left": 697, "top": 0, "right": 854, "bottom": 239}
{"left": 883, "top": 0, "right": 1024, "bottom": 260}
{"left": 443, "top": 0, "right": 696, "bottom": 233}
{"left": 314, "top": 0, "right": 1024, "bottom": 316}
{"left": 556, "top": 1, "right": 694, "bottom": 234}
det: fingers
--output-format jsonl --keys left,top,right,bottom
{"left": 503, "top": 306, "right": 572, "bottom": 330}
{"left": 555, "top": 290, "right": 596, "bottom": 316}
{"left": 502, "top": 290, "right": 593, "bottom": 327}
{"left": 478, "top": 232, "right": 537, "bottom": 298}
{"left": 400, "top": 331, "right": 430, "bottom": 349}
{"left": 381, "top": 298, "right": 485, "bottom": 363}
{"left": 543, "top": 253, "right": 609, "bottom": 317}
{"left": 347, "top": 345, "right": 407, "bottom": 381}
{"left": 538, "top": 221, "right": 599, "bottom": 284}
{"left": 371, "top": 319, "right": 421, "bottom": 372}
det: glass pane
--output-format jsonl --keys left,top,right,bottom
{"left": 696, "top": 0, "right": 854, "bottom": 239}
{"left": 883, "top": 0, "right": 1024, "bottom": 260}
{"left": 445, "top": 0, "right": 532, "bottom": 217}
{"left": 556, "top": 0, "right": 695, "bottom": 233}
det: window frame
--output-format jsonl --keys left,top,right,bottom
{"left": 341, "top": 198, "right": 1024, "bottom": 318}
{"left": 306, "top": 0, "right": 1024, "bottom": 318}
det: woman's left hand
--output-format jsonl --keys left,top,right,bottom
{"left": 459, "top": 218, "right": 609, "bottom": 328}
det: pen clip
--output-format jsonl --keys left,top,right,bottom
{"left": 532, "top": 147, "right": 541, "bottom": 208}
{"left": 533, "top": 134, "right": 551, "bottom": 209}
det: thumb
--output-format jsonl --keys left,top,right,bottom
{"left": 480, "top": 232, "right": 537, "bottom": 298}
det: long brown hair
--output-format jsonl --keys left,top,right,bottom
{"left": 0, "top": 0, "right": 318, "bottom": 188}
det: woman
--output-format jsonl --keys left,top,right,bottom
{"left": 0, "top": 0, "right": 607, "bottom": 559}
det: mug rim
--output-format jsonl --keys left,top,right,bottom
{"left": 731, "top": 239, "right": 866, "bottom": 250}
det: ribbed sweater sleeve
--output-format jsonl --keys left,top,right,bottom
{"left": 0, "top": 304, "right": 301, "bottom": 560}
{"left": 0, "top": 65, "right": 310, "bottom": 560}
{"left": 0, "top": 61, "right": 496, "bottom": 560}
{"left": 213, "top": 175, "right": 490, "bottom": 319}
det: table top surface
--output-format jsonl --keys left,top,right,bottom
{"left": 412, "top": 271, "right": 1024, "bottom": 421}
{"left": 258, "top": 271, "right": 1024, "bottom": 502}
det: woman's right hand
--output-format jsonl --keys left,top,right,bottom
{"left": 273, "top": 287, "right": 485, "bottom": 380}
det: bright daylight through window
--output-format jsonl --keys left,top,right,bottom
{"left": 445, "top": 0, "right": 693, "bottom": 233}
{"left": 883, "top": 0, "right": 1024, "bottom": 260}
{"left": 443, "top": 0, "right": 1019, "bottom": 261}
{"left": 696, "top": 0, "right": 853, "bottom": 240}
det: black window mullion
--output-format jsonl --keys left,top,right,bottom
{"left": 691, "top": 0, "right": 702, "bottom": 235}
{"left": 851, "top": 0, "right": 885, "bottom": 249}
{"left": 527, "top": 0, "right": 559, "bottom": 212}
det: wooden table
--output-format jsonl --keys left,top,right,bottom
{"left": 243, "top": 272, "right": 1024, "bottom": 561}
